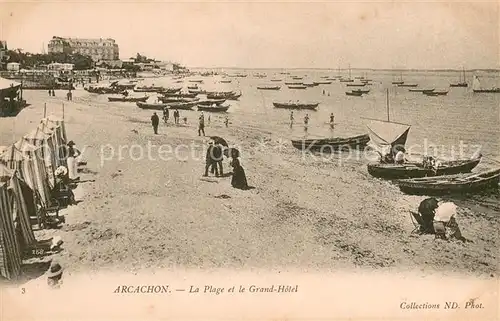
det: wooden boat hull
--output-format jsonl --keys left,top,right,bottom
{"left": 197, "top": 105, "right": 230, "bottom": 112}
{"left": 424, "top": 91, "right": 448, "bottom": 96}
{"left": 133, "top": 87, "right": 163, "bottom": 93}
{"left": 291, "top": 134, "right": 370, "bottom": 152}
{"left": 398, "top": 83, "right": 418, "bottom": 87}
{"left": 165, "top": 102, "right": 197, "bottom": 110}
{"left": 288, "top": 85, "right": 307, "bottom": 89}
{"left": 206, "top": 92, "right": 241, "bottom": 100}
{"left": 450, "top": 83, "right": 468, "bottom": 87}
{"left": 473, "top": 89, "right": 500, "bottom": 93}
{"left": 367, "top": 157, "right": 481, "bottom": 179}
{"left": 136, "top": 102, "right": 169, "bottom": 110}
{"left": 397, "top": 168, "right": 500, "bottom": 195}
{"left": 197, "top": 99, "right": 226, "bottom": 106}
{"left": 158, "top": 97, "right": 199, "bottom": 103}
{"left": 346, "top": 91, "right": 363, "bottom": 96}
{"left": 108, "top": 96, "right": 149, "bottom": 102}
{"left": 161, "top": 92, "right": 198, "bottom": 98}
{"left": 273, "top": 102, "right": 319, "bottom": 110}
{"left": 409, "top": 88, "right": 434, "bottom": 92}
{"left": 257, "top": 86, "right": 281, "bottom": 90}
{"left": 346, "top": 83, "right": 366, "bottom": 87}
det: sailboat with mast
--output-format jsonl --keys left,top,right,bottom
{"left": 450, "top": 67, "right": 468, "bottom": 87}
{"left": 472, "top": 75, "right": 500, "bottom": 93}
{"left": 340, "top": 64, "right": 354, "bottom": 82}
{"left": 365, "top": 89, "right": 481, "bottom": 179}
{"left": 392, "top": 71, "right": 404, "bottom": 85}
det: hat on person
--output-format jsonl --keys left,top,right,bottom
{"left": 67, "top": 141, "right": 75, "bottom": 146}
{"left": 47, "top": 263, "right": 63, "bottom": 278}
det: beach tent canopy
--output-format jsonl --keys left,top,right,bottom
{"left": 0, "top": 77, "right": 21, "bottom": 97}
{"left": 366, "top": 119, "right": 411, "bottom": 156}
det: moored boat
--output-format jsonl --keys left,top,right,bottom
{"left": 352, "top": 88, "right": 370, "bottom": 94}
{"left": 108, "top": 96, "right": 149, "bottom": 102}
{"left": 291, "top": 134, "right": 370, "bottom": 152}
{"left": 398, "top": 83, "right": 418, "bottom": 87}
{"left": 396, "top": 168, "right": 500, "bottom": 195}
{"left": 346, "top": 82, "right": 366, "bottom": 87}
{"left": 288, "top": 85, "right": 307, "bottom": 89}
{"left": 472, "top": 75, "right": 500, "bottom": 93}
{"left": 257, "top": 85, "right": 281, "bottom": 90}
{"left": 345, "top": 91, "right": 363, "bottom": 96}
{"left": 408, "top": 88, "right": 434, "bottom": 92}
{"left": 273, "top": 102, "right": 319, "bottom": 110}
{"left": 197, "top": 104, "right": 230, "bottom": 112}
{"left": 133, "top": 86, "right": 164, "bottom": 92}
{"left": 367, "top": 155, "right": 482, "bottom": 179}
{"left": 197, "top": 99, "right": 226, "bottom": 106}
{"left": 136, "top": 101, "right": 169, "bottom": 110}
{"left": 158, "top": 96, "right": 199, "bottom": 103}
{"left": 423, "top": 90, "right": 448, "bottom": 96}
{"left": 313, "top": 80, "right": 332, "bottom": 85}
{"left": 165, "top": 101, "right": 198, "bottom": 110}
{"left": 206, "top": 91, "right": 241, "bottom": 100}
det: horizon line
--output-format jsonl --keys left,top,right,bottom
{"left": 185, "top": 66, "right": 500, "bottom": 72}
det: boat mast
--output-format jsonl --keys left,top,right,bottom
{"left": 349, "top": 64, "right": 351, "bottom": 80}
{"left": 386, "top": 88, "right": 390, "bottom": 122}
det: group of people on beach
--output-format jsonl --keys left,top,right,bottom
{"left": 204, "top": 139, "right": 248, "bottom": 189}
{"left": 289, "top": 111, "right": 335, "bottom": 131}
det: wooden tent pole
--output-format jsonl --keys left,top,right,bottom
{"left": 386, "top": 88, "right": 390, "bottom": 122}
{"left": 62, "top": 102, "right": 65, "bottom": 121}
{"left": 43, "top": 103, "right": 47, "bottom": 118}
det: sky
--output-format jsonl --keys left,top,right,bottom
{"left": 0, "top": 1, "right": 498, "bottom": 69}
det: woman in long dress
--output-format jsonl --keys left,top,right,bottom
{"left": 230, "top": 156, "right": 248, "bottom": 189}
{"left": 66, "top": 141, "right": 81, "bottom": 181}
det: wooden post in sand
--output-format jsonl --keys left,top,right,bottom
{"left": 62, "top": 102, "right": 65, "bottom": 121}
{"left": 44, "top": 103, "right": 47, "bottom": 118}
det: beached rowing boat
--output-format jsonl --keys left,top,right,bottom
{"left": 396, "top": 168, "right": 500, "bottom": 195}
{"left": 158, "top": 96, "right": 199, "bottom": 103}
{"left": 273, "top": 102, "right": 319, "bottom": 110}
{"left": 197, "top": 104, "right": 230, "bottom": 112}
{"left": 291, "top": 134, "right": 370, "bottom": 152}
{"left": 345, "top": 91, "right": 363, "bottom": 96}
{"left": 136, "top": 102, "right": 169, "bottom": 110}
{"left": 409, "top": 88, "right": 434, "bottom": 92}
{"left": 367, "top": 155, "right": 482, "bottom": 179}
{"left": 423, "top": 90, "right": 448, "bottom": 96}
{"left": 108, "top": 96, "right": 149, "bottom": 102}
{"left": 165, "top": 101, "right": 198, "bottom": 110}
{"left": 206, "top": 91, "right": 242, "bottom": 100}
{"left": 197, "top": 99, "right": 226, "bottom": 106}
{"left": 161, "top": 92, "right": 198, "bottom": 98}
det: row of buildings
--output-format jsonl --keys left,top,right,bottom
{"left": 1, "top": 37, "right": 185, "bottom": 72}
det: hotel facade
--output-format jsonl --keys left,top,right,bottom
{"left": 48, "top": 37, "right": 119, "bottom": 62}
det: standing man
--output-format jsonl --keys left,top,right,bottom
{"left": 304, "top": 113, "right": 309, "bottom": 131}
{"left": 198, "top": 112, "right": 205, "bottom": 136}
{"left": 224, "top": 115, "right": 229, "bottom": 128}
{"left": 213, "top": 141, "right": 223, "bottom": 177}
{"left": 203, "top": 141, "right": 215, "bottom": 177}
{"left": 163, "top": 107, "right": 169, "bottom": 123}
{"left": 174, "top": 109, "right": 180, "bottom": 124}
{"left": 290, "top": 111, "right": 294, "bottom": 128}
{"left": 329, "top": 113, "right": 335, "bottom": 129}
{"left": 151, "top": 112, "right": 160, "bottom": 134}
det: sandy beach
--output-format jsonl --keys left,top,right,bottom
{"left": 0, "top": 86, "right": 498, "bottom": 281}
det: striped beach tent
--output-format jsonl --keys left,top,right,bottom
{"left": 37, "top": 121, "right": 65, "bottom": 168}
{"left": 23, "top": 127, "right": 58, "bottom": 187}
{"left": 2, "top": 142, "right": 52, "bottom": 208}
{"left": 0, "top": 166, "right": 22, "bottom": 280}
{"left": 42, "top": 116, "right": 67, "bottom": 143}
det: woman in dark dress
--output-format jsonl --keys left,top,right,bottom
{"left": 230, "top": 156, "right": 248, "bottom": 189}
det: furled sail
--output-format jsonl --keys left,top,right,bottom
{"left": 366, "top": 119, "right": 411, "bottom": 156}
{"left": 472, "top": 76, "right": 481, "bottom": 91}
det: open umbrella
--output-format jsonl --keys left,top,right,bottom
{"left": 223, "top": 147, "right": 240, "bottom": 158}
{"left": 210, "top": 136, "right": 228, "bottom": 147}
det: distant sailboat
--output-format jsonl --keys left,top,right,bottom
{"left": 392, "top": 72, "right": 404, "bottom": 85}
{"left": 450, "top": 67, "right": 468, "bottom": 87}
{"left": 472, "top": 75, "right": 500, "bottom": 93}
{"left": 340, "top": 64, "right": 354, "bottom": 82}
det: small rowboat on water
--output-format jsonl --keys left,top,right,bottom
{"left": 206, "top": 91, "right": 242, "bottom": 100}
{"left": 313, "top": 81, "right": 333, "bottom": 85}
{"left": 273, "top": 102, "right": 319, "bottom": 110}
{"left": 396, "top": 168, "right": 500, "bottom": 195}
{"left": 291, "top": 134, "right": 370, "bottom": 152}
{"left": 423, "top": 90, "right": 448, "bottom": 96}
{"left": 398, "top": 83, "right": 419, "bottom": 87}
{"left": 352, "top": 88, "right": 370, "bottom": 94}
{"left": 409, "top": 88, "right": 434, "bottom": 92}
{"left": 108, "top": 96, "right": 149, "bottom": 102}
{"left": 197, "top": 104, "right": 230, "bottom": 112}
{"left": 367, "top": 155, "right": 482, "bottom": 179}
{"left": 257, "top": 85, "right": 281, "bottom": 90}
{"left": 161, "top": 92, "right": 198, "bottom": 98}
{"left": 346, "top": 82, "right": 366, "bottom": 87}
{"left": 345, "top": 91, "right": 363, "bottom": 96}
{"left": 136, "top": 102, "right": 169, "bottom": 110}
{"left": 288, "top": 85, "right": 307, "bottom": 89}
